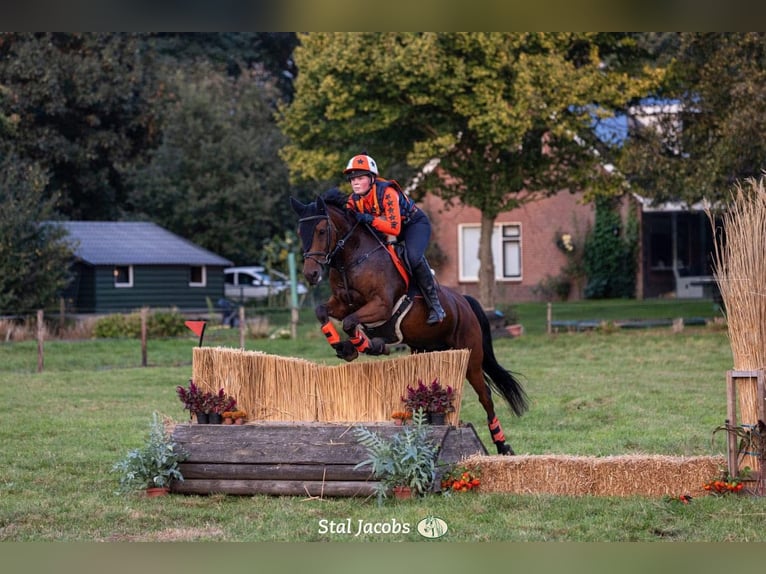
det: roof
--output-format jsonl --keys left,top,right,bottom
{"left": 54, "top": 221, "right": 233, "bottom": 266}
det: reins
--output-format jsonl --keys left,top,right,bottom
{"left": 298, "top": 207, "right": 389, "bottom": 299}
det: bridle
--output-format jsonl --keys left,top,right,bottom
{"left": 298, "top": 206, "right": 388, "bottom": 289}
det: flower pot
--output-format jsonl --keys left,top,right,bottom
{"left": 208, "top": 413, "right": 223, "bottom": 424}
{"left": 145, "top": 487, "right": 170, "bottom": 497}
{"left": 429, "top": 412, "right": 446, "bottom": 425}
{"left": 195, "top": 412, "right": 209, "bottom": 424}
{"left": 234, "top": 417, "right": 246, "bottom": 425}
{"left": 223, "top": 417, "right": 234, "bottom": 425}
{"left": 392, "top": 485, "right": 412, "bottom": 500}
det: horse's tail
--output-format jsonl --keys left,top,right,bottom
{"left": 464, "top": 295, "right": 529, "bottom": 417}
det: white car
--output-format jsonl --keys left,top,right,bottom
{"left": 224, "top": 266, "right": 307, "bottom": 301}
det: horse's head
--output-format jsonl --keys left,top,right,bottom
{"left": 290, "top": 189, "right": 355, "bottom": 286}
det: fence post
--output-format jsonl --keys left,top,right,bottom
{"left": 546, "top": 302, "right": 552, "bottom": 335}
{"left": 37, "top": 309, "right": 44, "bottom": 373}
{"left": 140, "top": 307, "right": 148, "bottom": 367}
{"left": 239, "top": 306, "right": 246, "bottom": 349}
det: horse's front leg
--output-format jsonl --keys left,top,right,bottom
{"left": 341, "top": 300, "right": 391, "bottom": 357}
{"left": 316, "top": 301, "right": 358, "bottom": 362}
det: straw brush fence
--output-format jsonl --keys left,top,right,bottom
{"left": 191, "top": 346, "right": 469, "bottom": 425}
{"left": 709, "top": 176, "right": 766, "bottom": 484}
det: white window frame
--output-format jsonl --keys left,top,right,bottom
{"left": 458, "top": 223, "right": 522, "bottom": 282}
{"left": 189, "top": 265, "right": 207, "bottom": 287}
{"left": 114, "top": 265, "right": 133, "bottom": 288}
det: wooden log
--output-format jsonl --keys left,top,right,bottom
{"left": 179, "top": 462, "right": 373, "bottom": 481}
{"left": 172, "top": 479, "right": 379, "bottom": 497}
{"left": 169, "top": 422, "right": 488, "bottom": 497}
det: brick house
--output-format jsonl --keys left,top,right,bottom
{"left": 421, "top": 190, "right": 595, "bottom": 303}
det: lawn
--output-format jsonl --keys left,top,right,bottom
{"left": 3, "top": 297, "right": 765, "bottom": 545}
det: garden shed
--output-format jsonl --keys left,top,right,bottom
{"left": 56, "top": 221, "right": 233, "bottom": 313}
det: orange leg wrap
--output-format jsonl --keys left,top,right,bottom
{"left": 488, "top": 416, "right": 506, "bottom": 443}
{"left": 349, "top": 328, "right": 371, "bottom": 353}
{"left": 321, "top": 322, "right": 341, "bottom": 345}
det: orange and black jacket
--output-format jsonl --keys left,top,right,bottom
{"left": 346, "top": 178, "right": 418, "bottom": 237}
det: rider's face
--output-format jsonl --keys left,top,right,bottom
{"left": 349, "top": 173, "right": 373, "bottom": 195}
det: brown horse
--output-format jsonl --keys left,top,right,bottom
{"left": 290, "top": 189, "right": 528, "bottom": 455}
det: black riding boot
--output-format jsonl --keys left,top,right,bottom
{"left": 412, "top": 259, "right": 446, "bottom": 325}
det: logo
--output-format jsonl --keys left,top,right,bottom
{"left": 416, "top": 515, "right": 448, "bottom": 539}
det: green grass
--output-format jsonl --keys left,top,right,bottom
{"left": 3, "top": 298, "right": 764, "bottom": 542}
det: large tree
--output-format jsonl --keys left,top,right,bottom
{"left": 0, "top": 156, "right": 73, "bottom": 314}
{"left": 127, "top": 62, "right": 292, "bottom": 264}
{"left": 278, "top": 32, "right": 663, "bottom": 307}
{"left": 618, "top": 32, "right": 766, "bottom": 206}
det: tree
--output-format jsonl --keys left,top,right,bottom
{"left": 0, "top": 33, "right": 159, "bottom": 220}
{"left": 0, "top": 156, "right": 73, "bottom": 314}
{"left": 127, "top": 62, "right": 293, "bottom": 264}
{"left": 618, "top": 33, "right": 766, "bottom": 206}
{"left": 278, "top": 33, "right": 663, "bottom": 307}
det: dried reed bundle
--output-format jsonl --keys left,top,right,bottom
{"left": 709, "top": 177, "right": 766, "bottom": 370}
{"left": 708, "top": 176, "right": 766, "bottom": 474}
{"left": 462, "top": 454, "right": 725, "bottom": 497}
{"left": 191, "top": 347, "right": 469, "bottom": 424}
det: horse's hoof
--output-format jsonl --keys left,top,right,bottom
{"left": 333, "top": 341, "right": 358, "bottom": 362}
{"left": 496, "top": 442, "right": 514, "bottom": 456}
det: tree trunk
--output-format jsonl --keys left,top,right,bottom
{"left": 478, "top": 212, "right": 496, "bottom": 309}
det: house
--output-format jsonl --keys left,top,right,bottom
{"left": 634, "top": 195, "right": 719, "bottom": 300}
{"left": 421, "top": 191, "right": 595, "bottom": 303}
{"left": 56, "top": 221, "right": 233, "bottom": 313}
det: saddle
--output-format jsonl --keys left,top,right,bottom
{"left": 361, "top": 243, "right": 434, "bottom": 345}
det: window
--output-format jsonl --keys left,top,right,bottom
{"left": 114, "top": 265, "right": 133, "bottom": 288}
{"left": 189, "top": 265, "right": 206, "bottom": 287}
{"left": 459, "top": 223, "right": 522, "bottom": 282}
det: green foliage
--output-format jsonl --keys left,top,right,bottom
{"left": 618, "top": 32, "right": 766, "bottom": 207}
{"left": 354, "top": 409, "right": 439, "bottom": 503}
{"left": 92, "top": 309, "right": 187, "bottom": 338}
{"left": 583, "top": 197, "right": 638, "bottom": 299}
{"left": 278, "top": 32, "right": 664, "bottom": 307}
{"left": 111, "top": 412, "right": 187, "bottom": 492}
{"left": 127, "top": 61, "right": 292, "bottom": 264}
{"left": 0, "top": 157, "right": 73, "bottom": 314}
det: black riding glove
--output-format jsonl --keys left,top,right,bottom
{"left": 355, "top": 212, "right": 374, "bottom": 225}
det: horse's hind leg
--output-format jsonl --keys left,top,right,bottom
{"left": 467, "top": 363, "right": 514, "bottom": 455}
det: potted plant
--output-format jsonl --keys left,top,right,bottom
{"left": 111, "top": 412, "right": 188, "bottom": 496}
{"left": 402, "top": 377, "right": 455, "bottom": 425}
{"left": 222, "top": 410, "right": 248, "bottom": 425}
{"left": 390, "top": 411, "right": 412, "bottom": 426}
{"left": 205, "top": 388, "right": 237, "bottom": 424}
{"left": 354, "top": 409, "right": 439, "bottom": 504}
{"left": 176, "top": 379, "right": 208, "bottom": 423}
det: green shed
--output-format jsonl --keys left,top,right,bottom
{"left": 57, "top": 221, "right": 233, "bottom": 313}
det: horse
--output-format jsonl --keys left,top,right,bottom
{"left": 290, "top": 189, "right": 528, "bottom": 455}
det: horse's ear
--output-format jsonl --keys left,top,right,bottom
{"left": 316, "top": 194, "right": 327, "bottom": 212}
{"left": 290, "top": 196, "right": 306, "bottom": 216}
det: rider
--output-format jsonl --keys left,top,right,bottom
{"left": 343, "top": 153, "right": 446, "bottom": 325}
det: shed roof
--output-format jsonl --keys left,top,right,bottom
{"left": 54, "top": 221, "right": 233, "bottom": 266}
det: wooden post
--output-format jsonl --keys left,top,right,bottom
{"left": 289, "top": 252, "right": 299, "bottom": 340}
{"left": 59, "top": 297, "right": 65, "bottom": 334}
{"left": 546, "top": 302, "right": 552, "bottom": 335}
{"left": 725, "top": 369, "right": 766, "bottom": 479}
{"left": 36, "top": 309, "right": 44, "bottom": 373}
{"left": 140, "top": 307, "right": 148, "bottom": 367}
{"left": 239, "top": 306, "right": 246, "bottom": 349}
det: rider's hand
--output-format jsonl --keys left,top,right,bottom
{"left": 355, "top": 212, "right": 374, "bottom": 225}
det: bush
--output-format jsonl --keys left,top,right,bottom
{"left": 93, "top": 309, "right": 187, "bottom": 338}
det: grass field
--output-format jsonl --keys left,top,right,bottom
{"left": 4, "top": 297, "right": 766, "bottom": 543}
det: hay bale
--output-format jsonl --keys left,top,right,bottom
{"left": 461, "top": 454, "right": 725, "bottom": 497}
{"left": 191, "top": 347, "right": 469, "bottom": 424}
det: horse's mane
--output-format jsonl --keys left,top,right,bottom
{"left": 320, "top": 188, "right": 349, "bottom": 209}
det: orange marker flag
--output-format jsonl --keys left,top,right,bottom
{"left": 184, "top": 321, "right": 207, "bottom": 346}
